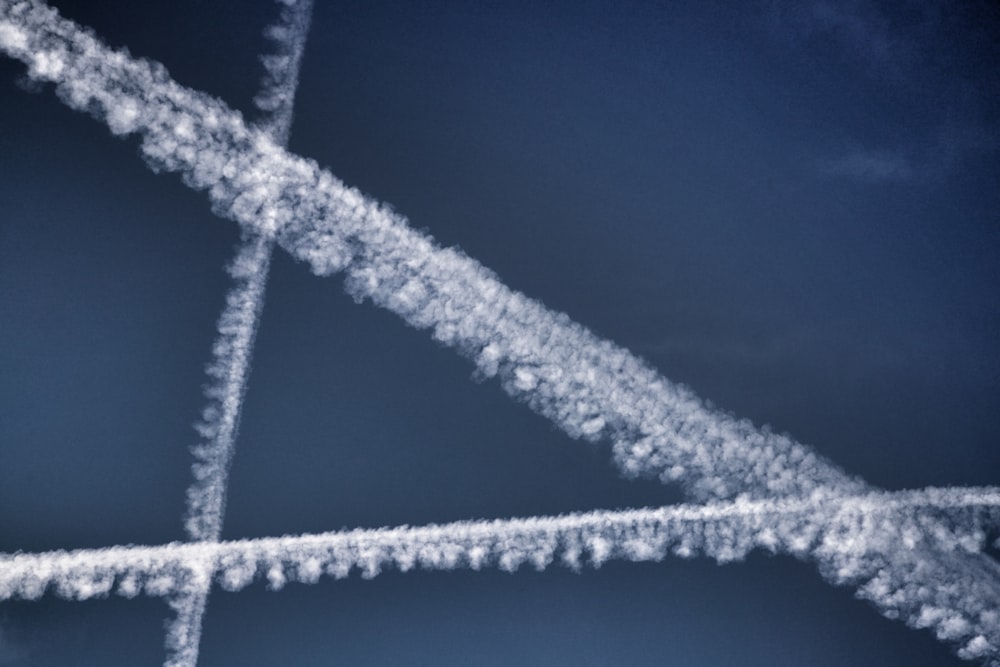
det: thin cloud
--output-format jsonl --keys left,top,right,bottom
{"left": 767, "top": 0, "right": 999, "bottom": 181}
{"left": 766, "top": 0, "right": 941, "bottom": 77}
{"left": 820, "top": 123, "right": 1000, "bottom": 185}
{"left": 820, "top": 148, "right": 914, "bottom": 183}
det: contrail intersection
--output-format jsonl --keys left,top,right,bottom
{"left": 1, "top": 0, "right": 998, "bottom": 663}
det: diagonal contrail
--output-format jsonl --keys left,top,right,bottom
{"left": 1, "top": 1, "right": 998, "bottom": 662}
{"left": 0, "top": 0, "right": 863, "bottom": 505}
{"left": 167, "top": 2, "right": 314, "bottom": 666}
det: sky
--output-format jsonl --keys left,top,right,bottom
{"left": 1, "top": 0, "right": 999, "bottom": 665}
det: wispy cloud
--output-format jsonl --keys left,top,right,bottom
{"left": 767, "top": 0, "right": 999, "bottom": 182}
{"left": 819, "top": 148, "right": 914, "bottom": 183}
{"left": 819, "top": 124, "right": 1000, "bottom": 185}
{"left": 769, "top": 0, "right": 935, "bottom": 75}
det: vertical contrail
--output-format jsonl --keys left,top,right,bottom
{"left": 253, "top": 0, "right": 314, "bottom": 148}
{"left": 184, "top": 232, "right": 274, "bottom": 544}
{"left": 166, "top": 2, "right": 313, "bottom": 666}
{"left": 1, "top": 2, "right": 997, "bottom": 660}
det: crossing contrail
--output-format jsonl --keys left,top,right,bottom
{"left": 1, "top": 1, "right": 998, "bottom": 662}
{"left": 169, "top": 1, "right": 314, "bottom": 666}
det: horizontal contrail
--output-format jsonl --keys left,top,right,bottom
{"left": 170, "top": 2, "right": 314, "bottom": 666}
{"left": 1, "top": 487, "right": 996, "bottom": 601}
{"left": 2, "top": 2, "right": 999, "bottom": 661}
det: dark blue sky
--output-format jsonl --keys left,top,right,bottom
{"left": 1, "top": 0, "right": 998, "bottom": 665}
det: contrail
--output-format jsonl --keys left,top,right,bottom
{"left": 1, "top": 1, "right": 998, "bottom": 661}
{"left": 252, "top": 0, "right": 313, "bottom": 147}
{"left": 170, "top": 2, "right": 313, "bottom": 666}
{"left": 0, "top": 0, "right": 860, "bottom": 504}
{"left": 1, "top": 489, "right": 997, "bottom": 662}
{"left": 184, "top": 0, "right": 314, "bottom": 548}
{"left": 1, "top": 486, "right": 996, "bottom": 598}
{"left": 184, "top": 232, "right": 274, "bottom": 544}
{"left": 169, "top": 234, "right": 274, "bottom": 667}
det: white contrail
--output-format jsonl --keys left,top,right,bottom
{"left": 169, "top": 235, "right": 274, "bottom": 667}
{"left": 0, "top": 0, "right": 860, "bottom": 505}
{"left": 184, "top": 0, "right": 313, "bottom": 548}
{"left": 1, "top": 486, "right": 996, "bottom": 598}
{"left": 253, "top": 0, "right": 313, "bottom": 147}
{"left": 170, "top": 2, "right": 313, "bottom": 666}
{"left": 184, "top": 232, "right": 274, "bottom": 544}
{"left": 1, "top": 487, "right": 997, "bottom": 663}
{"left": 1, "top": 2, "right": 998, "bottom": 661}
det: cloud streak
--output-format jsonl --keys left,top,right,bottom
{"left": 1, "top": 1, "right": 998, "bottom": 661}
{"left": 820, "top": 148, "right": 914, "bottom": 183}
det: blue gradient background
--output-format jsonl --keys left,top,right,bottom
{"left": 1, "top": 1, "right": 998, "bottom": 665}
